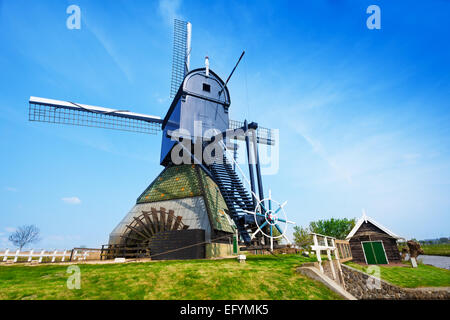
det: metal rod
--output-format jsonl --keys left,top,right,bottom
{"left": 251, "top": 127, "right": 265, "bottom": 209}
{"left": 225, "top": 51, "right": 245, "bottom": 86}
{"left": 233, "top": 143, "right": 238, "bottom": 171}
{"left": 219, "top": 51, "right": 245, "bottom": 95}
{"left": 244, "top": 120, "right": 257, "bottom": 208}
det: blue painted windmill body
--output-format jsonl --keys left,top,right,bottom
{"left": 160, "top": 68, "right": 230, "bottom": 166}
{"left": 28, "top": 19, "right": 293, "bottom": 256}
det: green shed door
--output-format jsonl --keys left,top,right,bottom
{"left": 362, "top": 241, "right": 388, "bottom": 264}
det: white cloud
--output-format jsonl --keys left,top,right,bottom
{"left": 40, "top": 235, "right": 82, "bottom": 250}
{"left": 403, "top": 153, "right": 421, "bottom": 160}
{"left": 45, "top": 235, "right": 81, "bottom": 242}
{"left": 0, "top": 237, "right": 8, "bottom": 248}
{"left": 61, "top": 197, "right": 81, "bottom": 205}
{"left": 403, "top": 153, "right": 422, "bottom": 164}
{"left": 5, "top": 227, "right": 16, "bottom": 233}
{"left": 157, "top": 97, "right": 168, "bottom": 104}
{"left": 87, "top": 24, "right": 133, "bottom": 82}
{"left": 159, "top": 0, "right": 182, "bottom": 25}
{"left": 4, "top": 187, "right": 18, "bottom": 192}
{"left": 292, "top": 128, "right": 353, "bottom": 184}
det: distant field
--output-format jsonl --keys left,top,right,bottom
{"left": 345, "top": 261, "right": 450, "bottom": 288}
{"left": 421, "top": 244, "right": 450, "bottom": 256}
{"left": 398, "top": 244, "right": 450, "bottom": 257}
{"left": 0, "top": 255, "right": 342, "bottom": 300}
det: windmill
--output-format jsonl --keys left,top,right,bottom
{"left": 28, "top": 19, "right": 294, "bottom": 258}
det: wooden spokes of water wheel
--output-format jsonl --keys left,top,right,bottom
{"left": 121, "top": 207, "right": 189, "bottom": 247}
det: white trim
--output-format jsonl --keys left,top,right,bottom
{"left": 186, "top": 22, "right": 192, "bottom": 70}
{"left": 0, "top": 249, "right": 88, "bottom": 263}
{"left": 310, "top": 232, "right": 336, "bottom": 239}
{"left": 361, "top": 240, "right": 388, "bottom": 265}
{"left": 29, "top": 96, "right": 162, "bottom": 123}
{"left": 361, "top": 241, "right": 369, "bottom": 265}
{"left": 380, "top": 240, "right": 389, "bottom": 264}
{"left": 346, "top": 213, "right": 403, "bottom": 240}
{"left": 310, "top": 245, "right": 336, "bottom": 251}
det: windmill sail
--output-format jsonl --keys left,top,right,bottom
{"left": 28, "top": 96, "right": 275, "bottom": 143}
{"left": 170, "top": 19, "right": 191, "bottom": 98}
{"left": 29, "top": 96, "right": 162, "bottom": 134}
{"left": 229, "top": 120, "right": 275, "bottom": 146}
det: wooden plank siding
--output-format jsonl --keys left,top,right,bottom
{"left": 349, "top": 221, "right": 401, "bottom": 264}
{"left": 335, "top": 239, "right": 353, "bottom": 263}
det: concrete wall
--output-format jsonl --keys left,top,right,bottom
{"left": 205, "top": 242, "right": 235, "bottom": 259}
{"left": 341, "top": 264, "right": 450, "bottom": 299}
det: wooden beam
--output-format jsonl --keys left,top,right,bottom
{"left": 142, "top": 211, "right": 156, "bottom": 234}
{"left": 172, "top": 216, "right": 183, "bottom": 230}
{"left": 166, "top": 210, "right": 175, "bottom": 230}
{"left": 120, "top": 234, "right": 144, "bottom": 242}
{"left": 160, "top": 207, "right": 167, "bottom": 231}
{"left": 151, "top": 208, "right": 160, "bottom": 232}
{"left": 126, "top": 224, "right": 150, "bottom": 240}
{"left": 133, "top": 217, "right": 153, "bottom": 237}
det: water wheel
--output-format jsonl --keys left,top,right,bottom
{"left": 121, "top": 207, "right": 189, "bottom": 248}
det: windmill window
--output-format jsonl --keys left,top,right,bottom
{"left": 202, "top": 83, "right": 211, "bottom": 92}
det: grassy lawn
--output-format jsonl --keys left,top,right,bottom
{"left": 398, "top": 243, "right": 450, "bottom": 256}
{"left": 345, "top": 261, "right": 450, "bottom": 288}
{"left": 420, "top": 244, "right": 450, "bottom": 256}
{"left": 0, "top": 255, "right": 342, "bottom": 300}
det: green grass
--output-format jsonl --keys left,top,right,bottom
{"left": 398, "top": 243, "right": 450, "bottom": 256}
{"left": 420, "top": 244, "right": 450, "bottom": 256}
{"left": 345, "top": 261, "right": 450, "bottom": 288}
{"left": 0, "top": 255, "right": 342, "bottom": 300}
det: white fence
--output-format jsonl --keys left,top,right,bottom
{"left": 0, "top": 249, "right": 93, "bottom": 264}
{"left": 310, "top": 233, "right": 345, "bottom": 287}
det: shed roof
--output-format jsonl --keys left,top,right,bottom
{"left": 345, "top": 212, "right": 404, "bottom": 240}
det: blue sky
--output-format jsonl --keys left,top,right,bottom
{"left": 0, "top": 0, "right": 449, "bottom": 249}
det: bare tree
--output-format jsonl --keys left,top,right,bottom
{"left": 8, "top": 225, "right": 41, "bottom": 250}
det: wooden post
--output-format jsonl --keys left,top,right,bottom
{"left": 313, "top": 234, "right": 323, "bottom": 273}
{"left": 38, "top": 250, "right": 45, "bottom": 263}
{"left": 51, "top": 250, "right": 57, "bottom": 263}
{"left": 28, "top": 249, "right": 34, "bottom": 262}
{"left": 3, "top": 249, "right": 9, "bottom": 262}
{"left": 13, "top": 249, "right": 20, "bottom": 263}
{"left": 61, "top": 250, "right": 67, "bottom": 262}
{"left": 331, "top": 238, "right": 345, "bottom": 289}
{"left": 324, "top": 237, "right": 336, "bottom": 280}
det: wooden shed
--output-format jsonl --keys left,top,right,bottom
{"left": 345, "top": 213, "right": 403, "bottom": 264}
